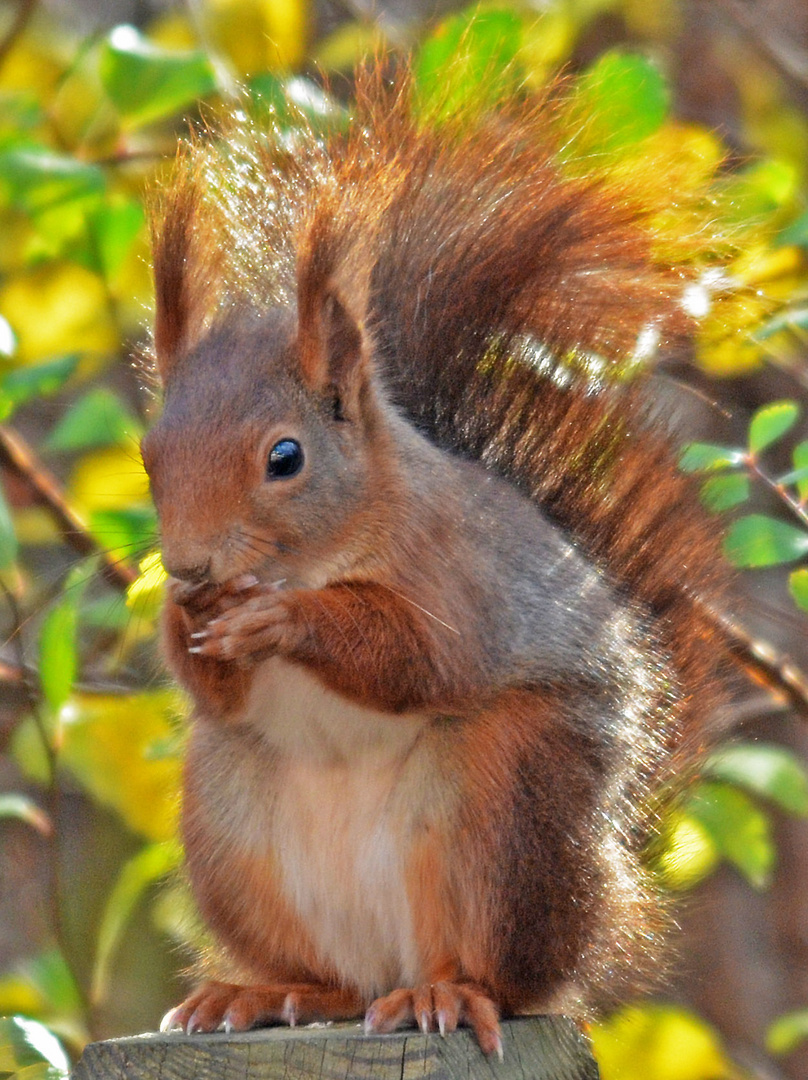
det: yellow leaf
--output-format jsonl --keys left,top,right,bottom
{"left": 732, "top": 242, "right": 804, "bottom": 291}
{"left": 592, "top": 1004, "right": 737, "bottom": 1080}
{"left": 520, "top": 11, "right": 576, "bottom": 85}
{"left": 126, "top": 551, "right": 167, "bottom": 621}
{"left": 0, "top": 263, "right": 118, "bottom": 364}
{"left": 0, "top": 974, "right": 46, "bottom": 1017}
{"left": 0, "top": 35, "right": 64, "bottom": 98}
{"left": 58, "top": 690, "right": 184, "bottom": 842}
{"left": 656, "top": 812, "right": 718, "bottom": 890}
{"left": 643, "top": 122, "right": 726, "bottom": 192}
{"left": 69, "top": 446, "right": 150, "bottom": 515}
{"left": 313, "top": 22, "right": 388, "bottom": 73}
{"left": 696, "top": 294, "right": 772, "bottom": 376}
{"left": 204, "top": 0, "right": 310, "bottom": 74}
{"left": 147, "top": 12, "right": 200, "bottom": 51}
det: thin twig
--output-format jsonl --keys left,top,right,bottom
{"left": 748, "top": 457, "right": 808, "bottom": 530}
{"left": 0, "top": 424, "right": 137, "bottom": 590}
{"left": 0, "top": 656, "right": 146, "bottom": 696}
{"left": 699, "top": 597, "right": 808, "bottom": 719}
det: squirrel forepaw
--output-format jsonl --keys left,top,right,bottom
{"left": 364, "top": 982, "right": 502, "bottom": 1058}
{"left": 187, "top": 587, "right": 303, "bottom": 662}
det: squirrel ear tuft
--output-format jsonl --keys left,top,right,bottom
{"left": 151, "top": 167, "right": 223, "bottom": 381}
{"left": 299, "top": 286, "right": 369, "bottom": 419}
{"left": 152, "top": 184, "right": 196, "bottom": 377}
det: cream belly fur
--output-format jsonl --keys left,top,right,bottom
{"left": 233, "top": 657, "right": 438, "bottom": 998}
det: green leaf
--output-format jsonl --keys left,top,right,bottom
{"left": 89, "top": 505, "right": 157, "bottom": 557}
{"left": 39, "top": 602, "right": 78, "bottom": 715}
{"left": 699, "top": 472, "right": 750, "bottom": 512}
{"left": 45, "top": 388, "right": 143, "bottom": 452}
{"left": 0, "top": 355, "right": 79, "bottom": 412}
{"left": 723, "top": 514, "right": 808, "bottom": 568}
{"left": 0, "top": 146, "right": 104, "bottom": 215}
{"left": 707, "top": 743, "right": 808, "bottom": 816}
{"left": 756, "top": 305, "right": 808, "bottom": 339}
{"left": 748, "top": 399, "right": 800, "bottom": 456}
{"left": 38, "top": 563, "right": 91, "bottom": 713}
{"left": 777, "top": 463, "right": 808, "bottom": 490}
{"left": 20, "top": 950, "right": 83, "bottom": 1017}
{"left": 679, "top": 442, "right": 744, "bottom": 472}
{"left": 787, "top": 308, "right": 808, "bottom": 330}
{"left": 0, "top": 478, "right": 18, "bottom": 570}
{"left": 791, "top": 440, "right": 808, "bottom": 502}
{"left": 76, "top": 197, "right": 145, "bottom": 280}
{"left": 0, "top": 793, "right": 51, "bottom": 834}
{"left": 92, "top": 841, "right": 182, "bottom": 1003}
{"left": 0, "top": 1016, "right": 69, "bottom": 1078}
{"left": 686, "top": 781, "right": 774, "bottom": 889}
{"left": 571, "top": 51, "right": 669, "bottom": 153}
{"left": 246, "top": 75, "right": 345, "bottom": 138}
{"left": 720, "top": 158, "right": 798, "bottom": 224}
{"left": 789, "top": 568, "right": 808, "bottom": 613}
{"left": 0, "top": 91, "right": 45, "bottom": 142}
{"left": 767, "top": 1009, "right": 808, "bottom": 1055}
{"left": 100, "top": 25, "right": 216, "bottom": 128}
{"left": 778, "top": 207, "right": 808, "bottom": 247}
{"left": 415, "top": 8, "right": 523, "bottom": 119}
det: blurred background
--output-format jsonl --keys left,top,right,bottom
{"left": 0, "top": 1, "right": 808, "bottom": 1077}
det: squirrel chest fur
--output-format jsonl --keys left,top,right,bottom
{"left": 145, "top": 69, "right": 730, "bottom": 1054}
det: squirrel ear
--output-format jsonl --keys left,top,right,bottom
{"left": 151, "top": 175, "right": 222, "bottom": 380}
{"left": 299, "top": 287, "right": 369, "bottom": 419}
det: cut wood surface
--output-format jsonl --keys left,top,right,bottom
{"left": 71, "top": 1015, "right": 599, "bottom": 1080}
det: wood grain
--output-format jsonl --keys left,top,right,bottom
{"left": 71, "top": 1016, "right": 599, "bottom": 1079}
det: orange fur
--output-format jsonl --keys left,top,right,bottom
{"left": 146, "top": 66, "right": 731, "bottom": 1053}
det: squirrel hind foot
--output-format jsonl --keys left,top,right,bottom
{"left": 161, "top": 980, "right": 362, "bottom": 1035}
{"left": 364, "top": 982, "right": 503, "bottom": 1058}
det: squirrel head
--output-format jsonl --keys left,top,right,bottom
{"left": 141, "top": 283, "right": 381, "bottom": 587}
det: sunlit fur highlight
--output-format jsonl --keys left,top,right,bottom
{"left": 147, "top": 64, "right": 732, "bottom": 1045}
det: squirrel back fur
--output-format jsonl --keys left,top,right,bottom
{"left": 146, "top": 64, "right": 732, "bottom": 1049}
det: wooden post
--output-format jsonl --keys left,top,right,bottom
{"left": 72, "top": 1016, "right": 599, "bottom": 1079}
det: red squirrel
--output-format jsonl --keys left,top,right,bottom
{"left": 143, "top": 67, "right": 730, "bottom": 1056}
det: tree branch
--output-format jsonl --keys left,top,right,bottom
{"left": 0, "top": 424, "right": 137, "bottom": 590}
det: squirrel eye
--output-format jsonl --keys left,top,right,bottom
{"left": 266, "top": 438, "right": 304, "bottom": 480}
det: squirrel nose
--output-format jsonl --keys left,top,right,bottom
{"left": 163, "top": 558, "right": 212, "bottom": 583}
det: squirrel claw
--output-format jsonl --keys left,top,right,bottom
{"left": 159, "top": 1007, "right": 183, "bottom": 1034}
{"left": 164, "top": 981, "right": 361, "bottom": 1035}
{"left": 364, "top": 982, "right": 501, "bottom": 1056}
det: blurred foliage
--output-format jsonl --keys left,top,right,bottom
{"left": 682, "top": 400, "right": 808, "bottom": 619}
{"left": 0, "top": 0, "right": 807, "bottom": 1077}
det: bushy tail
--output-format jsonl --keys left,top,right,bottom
{"left": 153, "top": 66, "right": 732, "bottom": 761}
